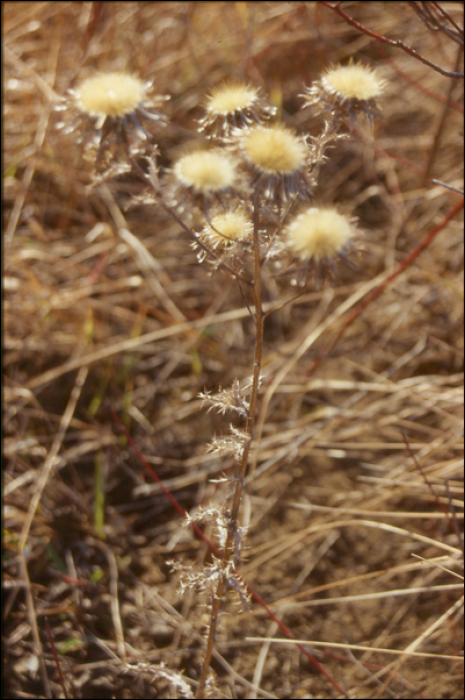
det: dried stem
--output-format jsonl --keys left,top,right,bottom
{"left": 196, "top": 193, "right": 265, "bottom": 698}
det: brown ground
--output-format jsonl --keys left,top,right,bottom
{"left": 4, "top": 2, "right": 463, "bottom": 698}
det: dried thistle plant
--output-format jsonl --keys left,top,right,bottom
{"left": 62, "top": 64, "right": 383, "bottom": 699}
{"left": 5, "top": 4, "right": 463, "bottom": 698}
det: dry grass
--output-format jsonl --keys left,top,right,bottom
{"left": 3, "top": 2, "right": 463, "bottom": 698}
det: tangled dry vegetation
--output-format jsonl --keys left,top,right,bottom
{"left": 4, "top": 2, "right": 464, "bottom": 698}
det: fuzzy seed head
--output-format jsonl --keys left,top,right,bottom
{"left": 321, "top": 63, "right": 385, "bottom": 102}
{"left": 199, "top": 82, "right": 276, "bottom": 139}
{"left": 206, "top": 83, "right": 261, "bottom": 115}
{"left": 243, "top": 124, "right": 306, "bottom": 174}
{"left": 174, "top": 151, "right": 239, "bottom": 194}
{"left": 75, "top": 72, "right": 147, "bottom": 118}
{"left": 202, "top": 210, "right": 253, "bottom": 246}
{"left": 287, "top": 207, "right": 355, "bottom": 262}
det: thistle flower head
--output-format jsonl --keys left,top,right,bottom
{"left": 75, "top": 72, "right": 148, "bottom": 123}
{"left": 237, "top": 123, "right": 312, "bottom": 204}
{"left": 200, "top": 209, "right": 253, "bottom": 248}
{"left": 322, "top": 63, "right": 385, "bottom": 102}
{"left": 173, "top": 149, "right": 239, "bottom": 196}
{"left": 58, "top": 71, "right": 168, "bottom": 164}
{"left": 198, "top": 82, "right": 276, "bottom": 139}
{"left": 286, "top": 206, "right": 358, "bottom": 280}
{"left": 303, "top": 61, "right": 385, "bottom": 127}
{"left": 168, "top": 149, "right": 242, "bottom": 216}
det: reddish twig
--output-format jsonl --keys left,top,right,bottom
{"left": 87, "top": 248, "right": 111, "bottom": 286}
{"left": 322, "top": 2, "right": 464, "bottom": 78}
{"left": 401, "top": 430, "right": 464, "bottom": 551}
{"left": 421, "top": 41, "right": 464, "bottom": 185}
{"left": 375, "top": 45, "right": 464, "bottom": 113}
{"left": 45, "top": 617, "right": 68, "bottom": 699}
{"left": 408, "top": 1, "right": 464, "bottom": 45}
{"left": 111, "top": 410, "right": 221, "bottom": 557}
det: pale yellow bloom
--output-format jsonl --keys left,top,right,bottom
{"left": 287, "top": 207, "right": 355, "bottom": 262}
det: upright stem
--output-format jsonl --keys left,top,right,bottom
{"left": 195, "top": 195, "right": 264, "bottom": 699}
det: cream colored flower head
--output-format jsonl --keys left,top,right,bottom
{"left": 199, "top": 82, "right": 276, "bottom": 138}
{"left": 173, "top": 150, "right": 239, "bottom": 195}
{"left": 238, "top": 123, "right": 312, "bottom": 203}
{"left": 302, "top": 61, "right": 385, "bottom": 126}
{"left": 73, "top": 71, "right": 167, "bottom": 128}
{"left": 200, "top": 209, "right": 253, "bottom": 248}
{"left": 60, "top": 71, "right": 168, "bottom": 163}
{"left": 321, "top": 63, "right": 385, "bottom": 102}
{"left": 75, "top": 72, "right": 148, "bottom": 123}
{"left": 286, "top": 207, "right": 356, "bottom": 263}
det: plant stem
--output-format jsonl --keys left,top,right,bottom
{"left": 195, "top": 195, "right": 264, "bottom": 698}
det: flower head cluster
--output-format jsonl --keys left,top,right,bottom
{"left": 302, "top": 61, "right": 385, "bottom": 127}
{"left": 286, "top": 206, "right": 358, "bottom": 280}
{"left": 235, "top": 123, "right": 313, "bottom": 205}
{"left": 57, "top": 71, "right": 168, "bottom": 164}
{"left": 198, "top": 82, "right": 276, "bottom": 139}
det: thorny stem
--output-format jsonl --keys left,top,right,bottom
{"left": 195, "top": 194, "right": 264, "bottom": 699}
